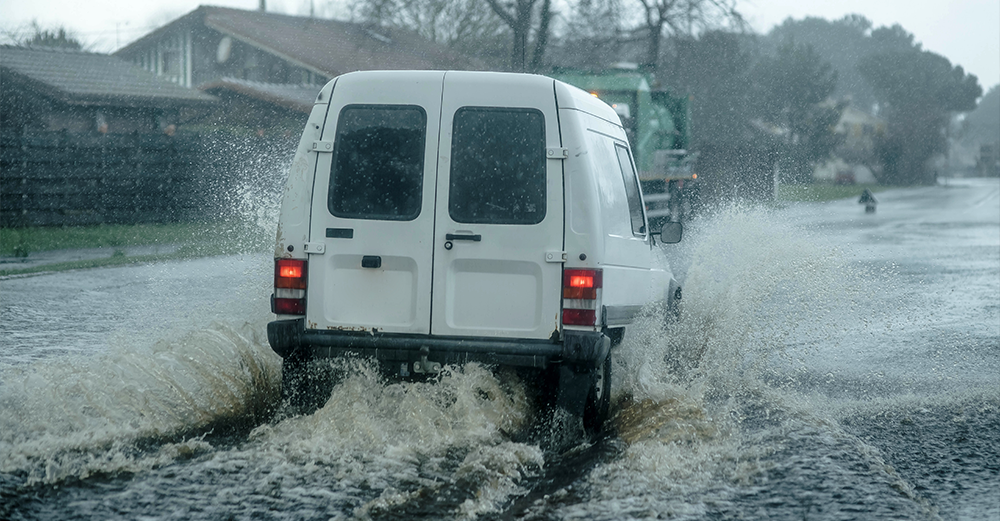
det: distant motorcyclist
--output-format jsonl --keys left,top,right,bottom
{"left": 859, "top": 189, "right": 878, "bottom": 213}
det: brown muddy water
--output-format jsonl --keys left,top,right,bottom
{"left": 1, "top": 179, "right": 997, "bottom": 520}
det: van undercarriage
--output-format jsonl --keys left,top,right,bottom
{"left": 268, "top": 318, "right": 611, "bottom": 370}
{"left": 268, "top": 318, "right": 615, "bottom": 430}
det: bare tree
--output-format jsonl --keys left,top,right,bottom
{"left": 348, "top": 0, "right": 508, "bottom": 65}
{"left": 556, "top": 0, "right": 629, "bottom": 68}
{"left": 483, "top": 0, "right": 555, "bottom": 72}
{"left": 564, "top": 0, "right": 626, "bottom": 41}
{"left": 634, "top": 0, "right": 745, "bottom": 70}
{"left": 1, "top": 21, "right": 84, "bottom": 50}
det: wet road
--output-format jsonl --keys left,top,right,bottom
{"left": 1, "top": 178, "right": 998, "bottom": 520}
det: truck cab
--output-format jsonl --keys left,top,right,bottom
{"left": 551, "top": 71, "right": 699, "bottom": 226}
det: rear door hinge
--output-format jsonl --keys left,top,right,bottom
{"left": 304, "top": 242, "right": 326, "bottom": 254}
{"left": 310, "top": 140, "right": 334, "bottom": 153}
{"left": 546, "top": 147, "right": 568, "bottom": 160}
{"left": 545, "top": 251, "right": 567, "bottom": 263}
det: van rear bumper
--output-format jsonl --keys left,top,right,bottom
{"left": 267, "top": 319, "right": 610, "bottom": 370}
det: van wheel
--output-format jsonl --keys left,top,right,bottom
{"left": 583, "top": 355, "right": 612, "bottom": 435}
{"left": 281, "top": 352, "right": 333, "bottom": 415}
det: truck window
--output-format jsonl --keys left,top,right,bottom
{"left": 328, "top": 105, "right": 426, "bottom": 221}
{"left": 614, "top": 144, "right": 646, "bottom": 235}
{"left": 449, "top": 107, "right": 546, "bottom": 225}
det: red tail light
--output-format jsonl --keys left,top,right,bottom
{"left": 280, "top": 263, "right": 303, "bottom": 279}
{"left": 273, "top": 258, "right": 306, "bottom": 315}
{"left": 275, "top": 259, "right": 307, "bottom": 289}
{"left": 562, "top": 308, "right": 596, "bottom": 325}
{"left": 562, "top": 268, "right": 602, "bottom": 326}
{"left": 273, "top": 296, "right": 306, "bottom": 315}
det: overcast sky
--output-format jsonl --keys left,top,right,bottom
{"left": 2, "top": 0, "right": 998, "bottom": 90}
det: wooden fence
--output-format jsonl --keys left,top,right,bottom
{"left": 0, "top": 131, "right": 293, "bottom": 228}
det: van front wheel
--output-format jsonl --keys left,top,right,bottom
{"left": 583, "top": 355, "right": 612, "bottom": 434}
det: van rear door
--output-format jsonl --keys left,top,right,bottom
{"left": 430, "top": 72, "right": 565, "bottom": 339}
{"left": 306, "top": 71, "right": 444, "bottom": 334}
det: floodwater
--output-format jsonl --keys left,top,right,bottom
{"left": 1, "top": 178, "right": 997, "bottom": 520}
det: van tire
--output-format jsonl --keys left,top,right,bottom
{"left": 281, "top": 352, "right": 333, "bottom": 415}
{"left": 583, "top": 355, "right": 612, "bottom": 435}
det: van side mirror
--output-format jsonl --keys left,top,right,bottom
{"left": 652, "top": 221, "right": 683, "bottom": 244}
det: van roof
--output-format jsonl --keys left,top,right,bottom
{"left": 330, "top": 70, "right": 623, "bottom": 130}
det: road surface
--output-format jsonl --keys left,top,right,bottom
{"left": 1, "top": 178, "right": 997, "bottom": 520}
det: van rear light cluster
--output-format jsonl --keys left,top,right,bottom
{"left": 562, "top": 268, "right": 602, "bottom": 326}
{"left": 273, "top": 258, "right": 307, "bottom": 315}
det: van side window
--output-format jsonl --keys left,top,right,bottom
{"left": 449, "top": 107, "right": 546, "bottom": 225}
{"left": 328, "top": 105, "right": 426, "bottom": 221}
{"left": 614, "top": 144, "right": 646, "bottom": 235}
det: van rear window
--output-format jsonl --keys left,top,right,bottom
{"left": 449, "top": 107, "right": 546, "bottom": 225}
{"left": 328, "top": 105, "right": 426, "bottom": 221}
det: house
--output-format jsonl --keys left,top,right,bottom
{"left": 837, "top": 105, "right": 886, "bottom": 158}
{"left": 813, "top": 104, "right": 886, "bottom": 184}
{"left": 114, "top": 5, "right": 486, "bottom": 115}
{"left": 195, "top": 77, "right": 320, "bottom": 137}
{"left": 1, "top": 45, "right": 215, "bottom": 136}
{"left": 0, "top": 45, "right": 217, "bottom": 227}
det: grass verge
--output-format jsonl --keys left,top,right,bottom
{"left": 776, "top": 183, "right": 894, "bottom": 203}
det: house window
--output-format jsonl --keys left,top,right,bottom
{"left": 161, "top": 49, "right": 181, "bottom": 77}
{"left": 156, "top": 33, "right": 188, "bottom": 86}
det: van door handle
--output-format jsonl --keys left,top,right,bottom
{"left": 446, "top": 233, "right": 481, "bottom": 242}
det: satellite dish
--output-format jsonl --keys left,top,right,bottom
{"left": 216, "top": 36, "right": 232, "bottom": 63}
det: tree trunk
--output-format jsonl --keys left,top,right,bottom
{"left": 644, "top": 21, "right": 663, "bottom": 70}
{"left": 485, "top": 0, "right": 539, "bottom": 71}
{"left": 530, "top": 0, "right": 552, "bottom": 72}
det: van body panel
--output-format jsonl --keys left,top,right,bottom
{"left": 584, "top": 128, "right": 635, "bottom": 239}
{"left": 430, "top": 72, "right": 564, "bottom": 339}
{"left": 273, "top": 89, "right": 332, "bottom": 260}
{"left": 597, "top": 142, "right": 660, "bottom": 311}
{"left": 445, "top": 258, "right": 543, "bottom": 331}
{"left": 324, "top": 254, "right": 418, "bottom": 327}
{"left": 553, "top": 82, "right": 661, "bottom": 315}
{"left": 557, "top": 108, "right": 606, "bottom": 272}
{"left": 306, "top": 71, "right": 445, "bottom": 334}
{"left": 270, "top": 71, "right": 679, "bottom": 376}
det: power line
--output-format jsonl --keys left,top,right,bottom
{"left": 1, "top": 20, "right": 161, "bottom": 37}
{"left": 93, "top": 27, "right": 160, "bottom": 35}
{"left": 59, "top": 25, "right": 162, "bottom": 37}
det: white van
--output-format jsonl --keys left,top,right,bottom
{"left": 267, "top": 71, "right": 682, "bottom": 430}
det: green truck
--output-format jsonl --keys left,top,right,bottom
{"left": 552, "top": 71, "right": 698, "bottom": 224}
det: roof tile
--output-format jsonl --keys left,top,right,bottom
{"left": 118, "top": 6, "right": 485, "bottom": 77}
{"left": 1, "top": 45, "right": 215, "bottom": 105}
